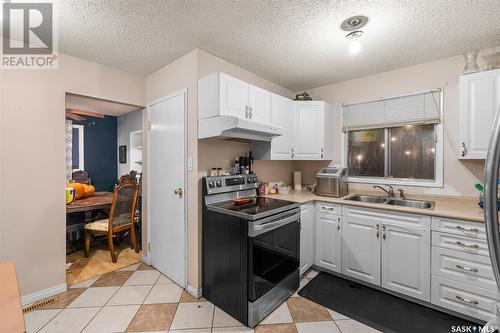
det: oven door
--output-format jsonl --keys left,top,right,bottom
{"left": 248, "top": 209, "right": 300, "bottom": 302}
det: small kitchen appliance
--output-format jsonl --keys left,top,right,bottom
{"left": 316, "top": 166, "right": 349, "bottom": 197}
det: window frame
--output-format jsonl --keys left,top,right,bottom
{"left": 341, "top": 123, "right": 444, "bottom": 188}
{"left": 72, "top": 124, "right": 85, "bottom": 171}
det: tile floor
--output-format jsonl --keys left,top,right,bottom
{"left": 25, "top": 264, "right": 380, "bottom": 333}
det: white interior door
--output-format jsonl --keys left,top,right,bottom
{"left": 148, "top": 90, "right": 186, "bottom": 287}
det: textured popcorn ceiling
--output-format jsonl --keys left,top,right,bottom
{"left": 55, "top": 0, "right": 500, "bottom": 91}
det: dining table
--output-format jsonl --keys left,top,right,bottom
{"left": 66, "top": 191, "right": 114, "bottom": 214}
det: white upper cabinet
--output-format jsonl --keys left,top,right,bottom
{"left": 252, "top": 100, "right": 333, "bottom": 160}
{"left": 220, "top": 74, "right": 249, "bottom": 119}
{"left": 248, "top": 84, "right": 271, "bottom": 124}
{"left": 458, "top": 69, "right": 500, "bottom": 159}
{"left": 198, "top": 72, "right": 271, "bottom": 123}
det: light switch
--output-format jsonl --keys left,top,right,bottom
{"left": 187, "top": 157, "right": 193, "bottom": 171}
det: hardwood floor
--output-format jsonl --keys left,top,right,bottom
{"left": 66, "top": 239, "right": 141, "bottom": 286}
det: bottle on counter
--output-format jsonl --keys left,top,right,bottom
{"left": 243, "top": 154, "right": 249, "bottom": 174}
{"left": 239, "top": 155, "right": 244, "bottom": 174}
{"left": 234, "top": 157, "right": 240, "bottom": 174}
{"left": 249, "top": 151, "right": 254, "bottom": 174}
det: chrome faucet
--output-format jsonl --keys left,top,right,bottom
{"left": 373, "top": 185, "right": 396, "bottom": 198}
{"left": 398, "top": 189, "right": 406, "bottom": 200}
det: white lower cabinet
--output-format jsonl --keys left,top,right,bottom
{"left": 381, "top": 223, "right": 430, "bottom": 301}
{"left": 341, "top": 217, "right": 381, "bottom": 285}
{"left": 315, "top": 212, "right": 341, "bottom": 273}
{"left": 431, "top": 275, "right": 499, "bottom": 322}
{"left": 299, "top": 203, "right": 315, "bottom": 276}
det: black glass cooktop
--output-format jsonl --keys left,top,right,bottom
{"left": 208, "top": 197, "right": 298, "bottom": 219}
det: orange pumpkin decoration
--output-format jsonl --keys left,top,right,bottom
{"left": 66, "top": 182, "right": 85, "bottom": 200}
{"left": 83, "top": 184, "right": 95, "bottom": 197}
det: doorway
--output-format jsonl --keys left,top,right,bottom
{"left": 65, "top": 93, "right": 145, "bottom": 285}
{"left": 147, "top": 90, "right": 187, "bottom": 287}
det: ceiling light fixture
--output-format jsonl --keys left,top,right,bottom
{"left": 341, "top": 15, "right": 368, "bottom": 56}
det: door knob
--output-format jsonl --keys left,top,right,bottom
{"left": 174, "top": 188, "right": 183, "bottom": 196}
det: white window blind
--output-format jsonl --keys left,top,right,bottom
{"left": 342, "top": 90, "right": 441, "bottom": 131}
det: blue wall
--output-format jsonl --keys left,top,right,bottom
{"left": 74, "top": 116, "right": 117, "bottom": 192}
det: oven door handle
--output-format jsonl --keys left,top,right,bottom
{"left": 250, "top": 212, "right": 300, "bottom": 236}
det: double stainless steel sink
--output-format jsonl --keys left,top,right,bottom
{"left": 345, "top": 194, "right": 435, "bottom": 210}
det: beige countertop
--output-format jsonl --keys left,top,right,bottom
{"left": 264, "top": 190, "right": 486, "bottom": 223}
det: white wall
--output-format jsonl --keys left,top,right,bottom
{"left": 0, "top": 53, "right": 145, "bottom": 298}
{"left": 302, "top": 53, "right": 487, "bottom": 197}
{"left": 117, "top": 108, "right": 143, "bottom": 176}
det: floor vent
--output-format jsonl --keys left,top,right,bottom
{"left": 23, "top": 297, "right": 58, "bottom": 313}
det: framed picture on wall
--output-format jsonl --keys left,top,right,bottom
{"left": 119, "top": 145, "right": 127, "bottom": 164}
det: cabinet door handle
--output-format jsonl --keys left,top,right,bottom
{"left": 455, "top": 295, "right": 479, "bottom": 305}
{"left": 249, "top": 107, "right": 253, "bottom": 119}
{"left": 456, "top": 241, "right": 480, "bottom": 249}
{"left": 376, "top": 224, "right": 380, "bottom": 238}
{"left": 456, "top": 225, "right": 480, "bottom": 233}
{"left": 456, "top": 264, "right": 479, "bottom": 273}
{"left": 461, "top": 142, "right": 467, "bottom": 157}
{"left": 291, "top": 147, "right": 294, "bottom": 158}
{"left": 321, "top": 147, "right": 324, "bottom": 159}
{"left": 382, "top": 225, "right": 386, "bottom": 240}
{"left": 245, "top": 106, "right": 249, "bottom": 118}
{"left": 322, "top": 206, "right": 335, "bottom": 211}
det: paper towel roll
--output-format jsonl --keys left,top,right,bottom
{"left": 293, "top": 171, "right": 302, "bottom": 191}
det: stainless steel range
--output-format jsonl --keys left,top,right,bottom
{"left": 202, "top": 174, "right": 300, "bottom": 327}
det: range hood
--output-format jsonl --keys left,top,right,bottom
{"left": 198, "top": 116, "right": 283, "bottom": 142}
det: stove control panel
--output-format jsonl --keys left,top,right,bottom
{"left": 204, "top": 174, "right": 259, "bottom": 194}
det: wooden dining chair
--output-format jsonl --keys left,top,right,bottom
{"left": 84, "top": 182, "right": 139, "bottom": 262}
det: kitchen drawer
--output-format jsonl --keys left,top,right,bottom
{"left": 316, "top": 202, "right": 341, "bottom": 216}
{"left": 432, "top": 231, "right": 489, "bottom": 256}
{"left": 432, "top": 247, "right": 496, "bottom": 291}
{"left": 432, "top": 217, "right": 485, "bottom": 240}
{"left": 431, "top": 275, "right": 499, "bottom": 322}
{"left": 341, "top": 205, "right": 430, "bottom": 229}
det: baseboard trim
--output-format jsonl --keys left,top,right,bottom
{"left": 21, "top": 283, "right": 67, "bottom": 306}
{"left": 187, "top": 284, "right": 202, "bottom": 298}
{"left": 141, "top": 255, "right": 150, "bottom": 265}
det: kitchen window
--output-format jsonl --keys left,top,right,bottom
{"left": 342, "top": 90, "right": 443, "bottom": 187}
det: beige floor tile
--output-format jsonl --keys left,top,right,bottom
{"left": 39, "top": 288, "right": 86, "bottom": 309}
{"left": 124, "top": 270, "right": 160, "bottom": 286}
{"left": 126, "top": 303, "right": 177, "bottom": 332}
{"left": 117, "top": 262, "right": 141, "bottom": 271}
{"left": 306, "top": 269, "right": 319, "bottom": 279}
{"left": 143, "top": 283, "right": 183, "bottom": 304}
{"left": 83, "top": 305, "right": 140, "bottom": 333}
{"left": 155, "top": 274, "right": 174, "bottom": 284}
{"left": 90, "top": 271, "right": 134, "bottom": 287}
{"left": 292, "top": 278, "right": 310, "bottom": 297}
{"left": 38, "top": 307, "right": 100, "bottom": 333}
{"left": 24, "top": 309, "right": 61, "bottom": 333}
{"left": 107, "top": 285, "right": 153, "bottom": 305}
{"left": 327, "top": 308, "right": 350, "bottom": 320}
{"left": 179, "top": 290, "right": 207, "bottom": 303}
{"left": 335, "top": 320, "right": 381, "bottom": 333}
{"left": 295, "top": 321, "right": 340, "bottom": 333}
{"left": 213, "top": 327, "right": 254, "bottom": 333}
{"left": 260, "top": 302, "right": 293, "bottom": 325}
{"left": 67, "top": 286, "right": 119, "bottom": 308}
{"left": 69, "top": 276, "right": 99, "bottom": 288}
{"left": 213, "top": 306, "right": 245, "bottom": 328}
{"left": 170, "top": 302, "right": 214, "bottom": 330}
{"left": 255, "top": 323, "right": 297, "bottom": 333}
{"left": 137, "top": 263, "right": 156, "bottom": 270}
{"left": 287, "top": 298, "right": 331, "bottom": 323}
{"left": 170, "top": 329, "right": 212, "bottom": 333}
